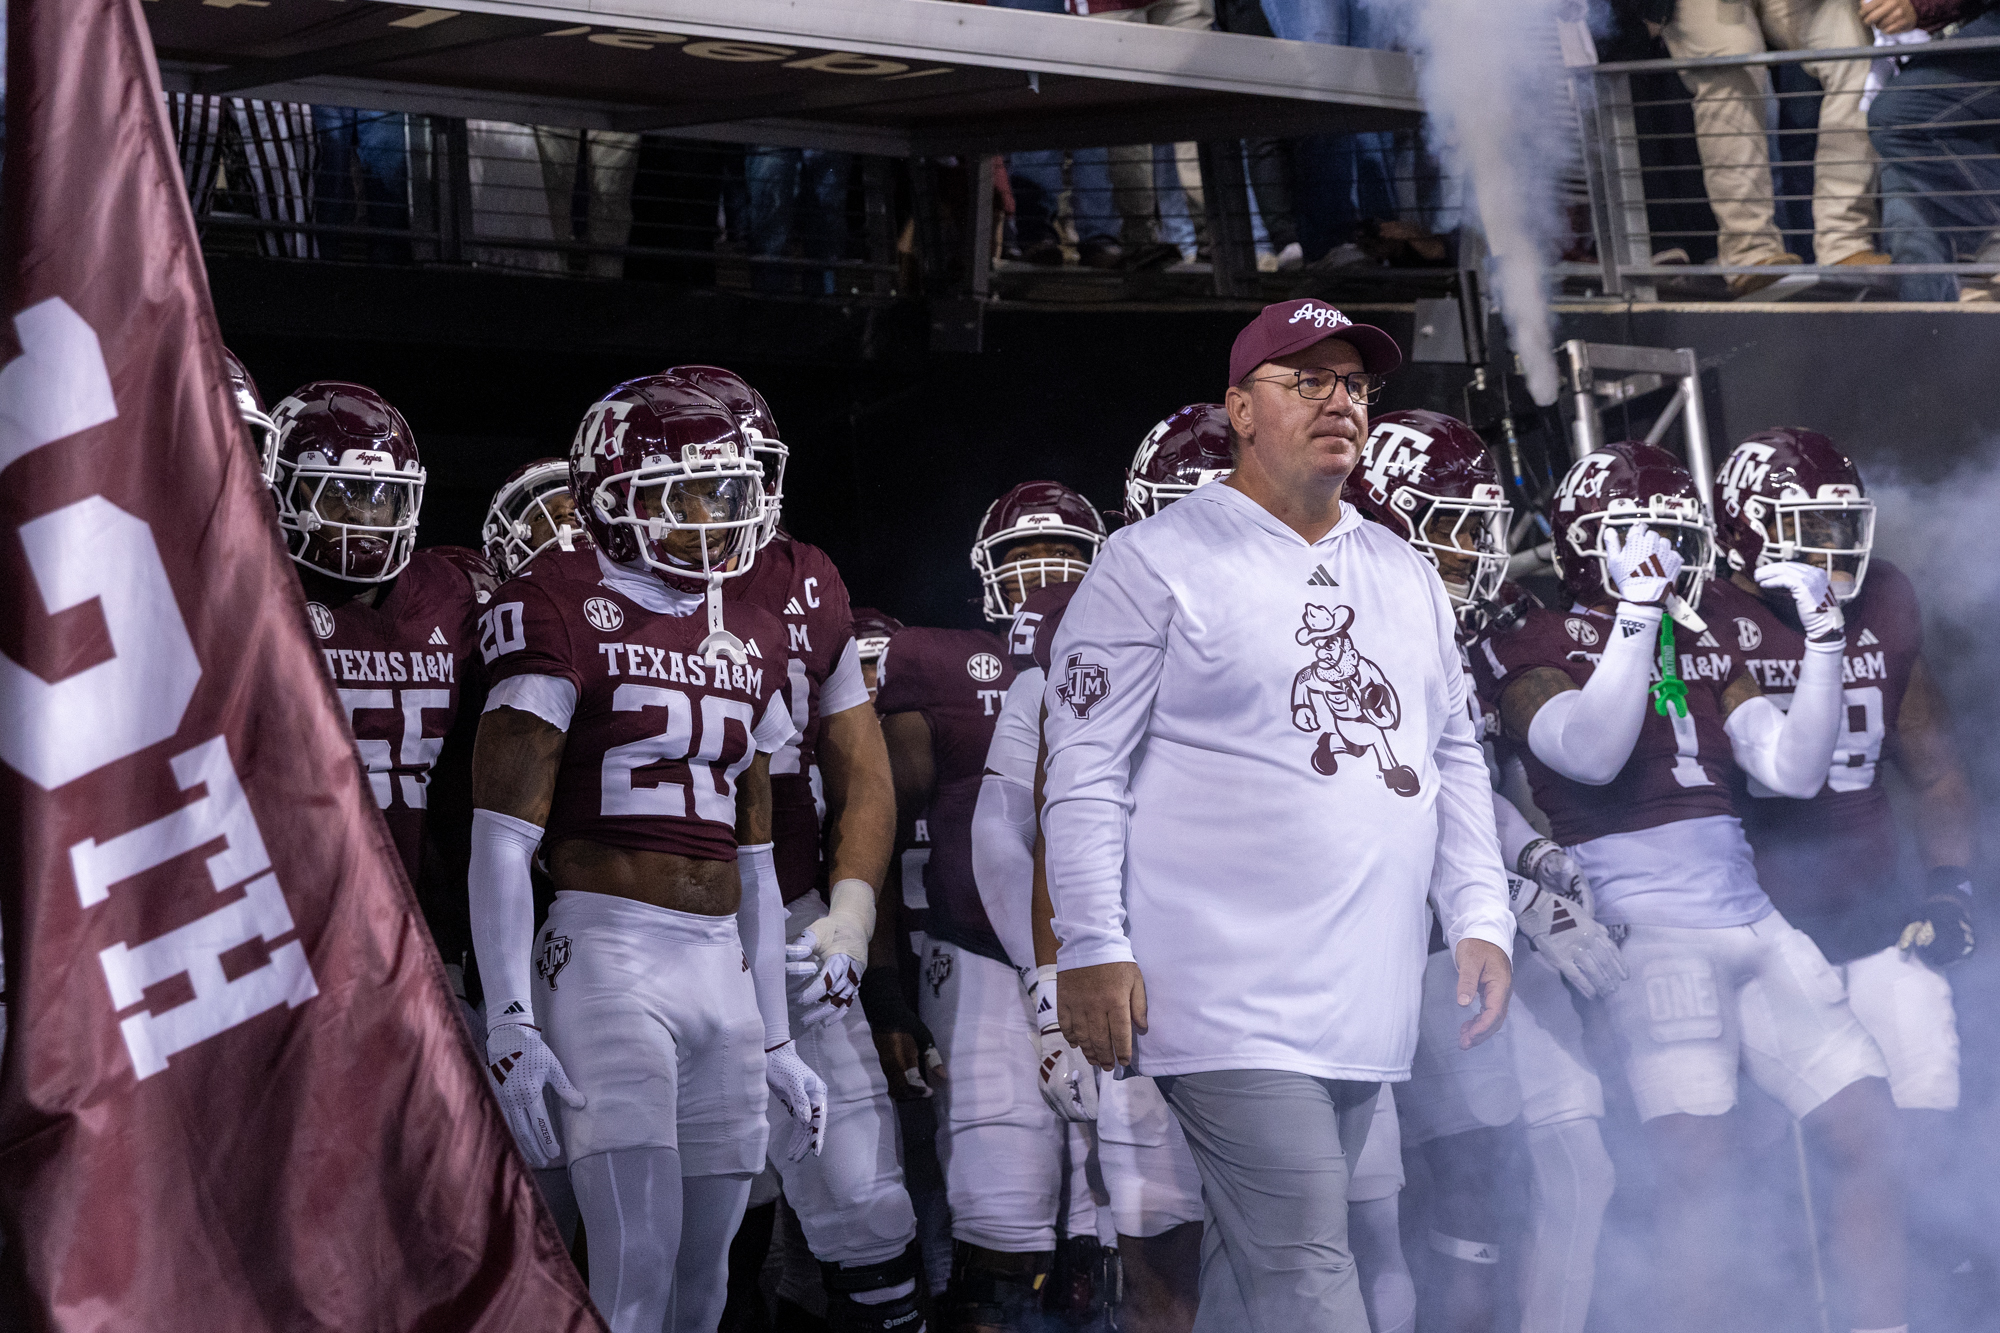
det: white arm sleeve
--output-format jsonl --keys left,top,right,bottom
{"left": 1525, "top": 603, "right": 1663, "bottom": 786}
{"left": 1491, "top": 791, "right": 1544, "bottom": 872}
{"left": 818, "top": 637, "right": 871, "bottom": 717}
{"left": 984, "top": 669, "right": 1046, "bottom": 787}
{"left": 1429, "top": 598, "right": 1515, "bottom": 957}
{"left": 1724, "top": 638, "right": 1843, "bottom": 799}
{"left": 1042, "top": 536, "right": 1176, "bottom": 972}
{"left": 973, "top": 773, "right": 1040, "bottom": 974}
{"left": 753, "top": 689, "right": 799, "bottom": 755}
{"left": 483, "top": 674, "right": 577, "bottom": 732}
{"left": 736, "top": 843, "right": 791, "bottom": 1048}
{"left": 469, "top": 807, "right": 545, "bottom": 1031}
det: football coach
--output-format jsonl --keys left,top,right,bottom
{"left": 1041, "top": 299, "right": 1516, "bottom": 1330}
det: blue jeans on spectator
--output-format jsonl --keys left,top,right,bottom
{"left": 1259, "top": 0, "right": 1399, "bottom": 261}
{"left": 745, "top": 145, "right": 852, "bottom": 294}
{"left": 1868, "top": 10, "right": 2000, "bottom": 300}
{"left": 312, "top": 108, "right": 410, "bottom": 262}
{"left": 991, "top": 0, "right": 1122, "bottom": 253}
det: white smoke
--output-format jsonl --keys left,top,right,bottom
{"left": 1385, "top": 0, "right": 1584, "bottom": 405}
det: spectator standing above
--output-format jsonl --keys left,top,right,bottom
{"left": 1659, "top": 0, "right": 1892, "bottom": 294}
{"left": 1865, "top": 0, "right": 2000, "bottom": 300}
{"left": 1044, "top": 299, "right": 1515, "bottom": 1331}
{"left": 1071, "top": 0, "right": 1215, "bottom": 269}
{"left": 994, "top": 0, "right": 1130, "bottom": 269}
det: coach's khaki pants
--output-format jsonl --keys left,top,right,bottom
{"left": 1085, "top": 0, "right": 1214, "bottom": 249}
{"left": 1662, "top": 0, "right": 1877, "bottom": 265}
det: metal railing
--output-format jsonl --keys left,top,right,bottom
{"left": 1573, "top": 33, "right": 2000, "bottom": 300}
{"left": 170, "top": 30, "right": 2000, "bottom": 309}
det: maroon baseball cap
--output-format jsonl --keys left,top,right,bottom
{"left": 1228, "top": 299, "right": 1402, "bottom": 385}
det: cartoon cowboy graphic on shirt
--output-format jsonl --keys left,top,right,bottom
{"left": 1291, "top": 603, "right": 1420, "bottom": 796}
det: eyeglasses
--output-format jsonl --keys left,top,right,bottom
{"left": 1246, "top": 368, "right": 1385, "bottom": 405}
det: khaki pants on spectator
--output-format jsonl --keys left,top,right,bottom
{"left": 534, "top": 127, "right": 641, "bottom": 279}
{"left": 1662, "top": 0, "right": 1876, "bottom": 265}
{"left": 1087, "top": 0, "right": 1215, "bottom": 249}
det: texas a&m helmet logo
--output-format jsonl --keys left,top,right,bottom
{"left": 537, "top": 934, "right": 572, "bottom": 990}
{"left": 1357, "top": 419, "right": 1432, "bottom": 498}
{"left": 1056, "top": 652, "right": 1110, "bottom": 719}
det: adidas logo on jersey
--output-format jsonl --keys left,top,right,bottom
{"left": 1306, "top": 564, "right": 1339, "bottom": 588}
{"left": 428, "top": 627, "right": 448, "bottom": 645}
{"left": 784, "top": 597, "right": 804, "bottom": 615}
{"left": 1857, "top": 628, "right": 1879, "bottom": 646}
{"left": 1696, "top": 630, "right": 1719, "bottom": 648}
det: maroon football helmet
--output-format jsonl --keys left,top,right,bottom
{"left": 1549, "top": 440, "right": 1715, "bottom": 609}
{"left": 852, "top": 606, "right": 904, "bottom": 699}
{"left": 1715, "top": 427, "right": 1874, "bottom": 602}
{"left": 972, "top": 481, "right": 1108, "bottom": 622}
{"left": 571, "top": 376, "right": 764, "bottom": 589}
{"left": 271, "top": 382, "right": 425, "bottom": 583}
{"left": 1345, "top": 410, "right": 1510, "bottom": 622}
{"left": 1125, "top": 404, "right": 1234, "bottom": 523}
{"left": 666, "top": 365, "right": 785, "bottom": 548}
{"left": 484, "top": 456, "right": 590, "bottom": 577}
{"left": 222, "top": 348, "right": 280, "bottom": 485}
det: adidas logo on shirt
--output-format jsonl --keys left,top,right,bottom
{"left": 1857, "top": 628, "right": 1879, "bottom": 646}
{"left": 1696, "top": 630, "right": 1719, "bottom": 648}
{"left": 784, "top": 597, "right": 804, "bottom": 615}
{"left": 1306, "top": 564, "right": 1339, "bottom": 588}
{"left": 428, "top": 627, "right": 448, "bottom": 645}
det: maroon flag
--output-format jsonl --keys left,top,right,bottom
{"left": 0, "top": 3, "right": 603, "bottom": 1328}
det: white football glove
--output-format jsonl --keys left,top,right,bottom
{"left": 792, "top": 879, "right": 873, "bottom": 1012}
{"left": 1602, "top": 521, "right": 1683, "bottom": 607}
{"left": 1755, "top": 560, "right": 1845, "bottom": 642}
{"left": 1029, "top": 966, "right": 1098, "bottom": 1122}
{"left": 485, "top": 1022, "right": 586, "bottom": 1168}
{"left": 789, "top": 932, "right": 864, "bottom": 1031}
{"left": 1514, "top": 841, "right": 1628, "bottom": 1000}
{"left": 765, "top": 1039, "right": 828, "bottom": 1161}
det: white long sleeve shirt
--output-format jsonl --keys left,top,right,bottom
{"left": 1041, "top": 482, "right": 1513, "bottom": 1081}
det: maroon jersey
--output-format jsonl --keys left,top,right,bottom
{"left": 306, "top": 546, "right": 495, "bottom": 882}
{"left": 1705, "top": 562, "right": 1923, "bottom": 961}
{"left": 876, "top": 626, "right": 1017, "bottom": 963}
{"left": 725, "top": 533, "right": 863, "bottom": 900}
{"left": 1008, "top": 578, "right": 1082, "bottom": 675}
{"left": 481, "top": 548, "right": 793, "bottom": 862}
{"left": 1469, "top": 605, "right": 1749, "bottom": 846}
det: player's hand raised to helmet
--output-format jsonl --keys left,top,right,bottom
{"left": 1603, "top": 522, "right": 1682, "bottom": 606}
{"left": 1755, "top": 561, "right": 1845, "bottom": 643}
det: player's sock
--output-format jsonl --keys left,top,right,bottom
{"left": 1523, "top": 1117, "right": 1616, "bottom": 1333}
{"left": 672, "top": 1173, "right": 755, "bottom": 1333}
{"left": 823, "top": 1247, "right": 926, "bottom": 1332}
{"left": 570, "top": 1147, "right": 683, "bottom": 1333}
{"left": 1349, "top": 1195, "right": 1416, "bottom": 1333}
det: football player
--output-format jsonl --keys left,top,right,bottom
{"left": 854, "top": 608, "right": 905, "bottom": 701}
{"left": 1471, "top": 441, "right": 1905, "bottom": 1333}
{"left": 661, "top": 366, "right": 922, "bottom": 1333}
{"left": 271, "top": 382, "right": 496, "bottom": 893}
{"left": 1348, "top": 410, "right": 1620, "bottom": 1333}
{"left": 877, "top": 481, "right": 1107, "bottom": 1332}
{"left": 467, "top": 377, "right": 826, "bottom": 1333}
{"left": 221, "top": 347, "right": 279, "bottom": 485}
{"left": 483, "top": 456, "right": 589, "bottom": 577}
{"left": 1706, "top": 427, "right": 1975, "bottom": 1311}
